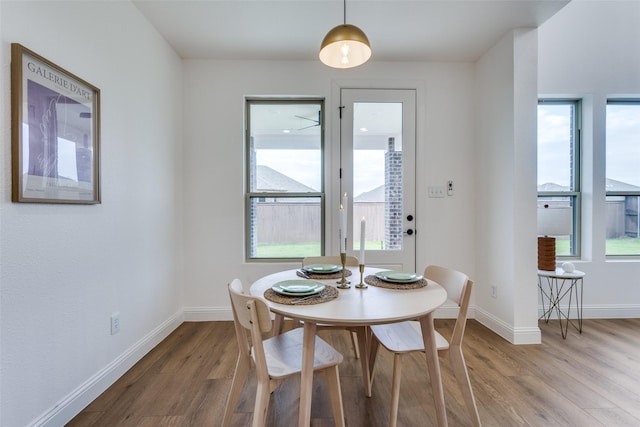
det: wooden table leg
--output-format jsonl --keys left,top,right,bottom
{"left": 419, "top": 313, "right": 448, "bottom": 426}
{"left": 299, "top": 321, "right": 317, "bottom": 427}
{"left": 273, "top": 313, "right": 285, "bottom": 336}
{"left": 354, "top": 326, "right": 372, "bottom": 397}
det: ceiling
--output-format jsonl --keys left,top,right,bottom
{"left": 132, "top": 0, "right": 569, "bottom": 63}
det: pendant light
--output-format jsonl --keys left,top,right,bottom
{"left": 319, "top": 0, "right": 371, "bottom": 69}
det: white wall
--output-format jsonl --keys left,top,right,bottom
{"left": 538, "top": 0, "right": 640, "bottom": 317}
{"left": 181, "top": 60, "right": 479, "bottom": 320}
{"left": 0, "top": 2, "right": 184, "bottom": 426}
{"left": 473, "top": 30, "right": 541, "bottom": 344}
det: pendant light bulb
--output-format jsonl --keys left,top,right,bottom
{"left": 341, "top": 44, "right": 350, "bottom": 65}
{"left": 341, "top": 43, "right": 350, "bottom": 57}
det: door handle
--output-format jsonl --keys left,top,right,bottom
{"left": 405, "top": 229, "right": 414, "bottom": 235}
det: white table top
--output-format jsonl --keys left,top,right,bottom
{"left": 537, "top": 268, "right": 585, "bottom": 279}
{"left": 250, "top": 267, "right": 448, "bottom": 326}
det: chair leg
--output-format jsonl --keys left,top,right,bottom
{"left": 389, "top": 353, "right": 403, "bottom": 427}
{"left": 252, "top": 379, "right": 271, "bottom": 427}
{"left": 350, "top": 330, "right": 361, "bottom": 359}
{"left": 272, "top": 313, "right": 285, "bottom": 336}
{"left": 222, "top": 355, "right": 251, "bottom": 427}
{"left": 368, "top": 333, "right": 380, "bottom": 387}
{"left": 324, "top": 365, "right": 346, "bottom": 427}
{"left": 448, "top": 346, "right": 481, "bottom": 427}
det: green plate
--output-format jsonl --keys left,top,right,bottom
{"left": 272, "top": 280, "right": 326, "bottom": 296}
{"left": 375, "top": 271, "right": 423, "bottom": 283}
{"left": 303, "top": 264, "right": 342, "bottom": 274}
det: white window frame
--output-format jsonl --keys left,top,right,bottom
{"left": 244, "top": 98, "right": 325, "bottom": 261}
{"left": 537, "top": 99, "right": 582, "bottom": 259}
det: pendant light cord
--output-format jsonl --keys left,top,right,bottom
{"left": 343, "top": 0, "right": 346, "bottom": 25}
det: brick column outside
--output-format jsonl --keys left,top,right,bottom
{"left": 385, "top": 137, "right": 403, "bottom": 250}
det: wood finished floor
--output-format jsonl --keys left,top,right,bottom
{"left": 67, "top": 318, "right": 640, "bottom": 426}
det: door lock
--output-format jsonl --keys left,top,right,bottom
{"left": 405, "top": 229, "right": 414, "bottom": 235}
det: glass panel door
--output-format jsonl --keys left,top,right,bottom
{"left": 340, "top": 89, "right": 416, "bottom": 270}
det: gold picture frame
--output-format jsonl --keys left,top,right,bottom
{"left": 11, "top": 43, "right": 100, "bottom": 204}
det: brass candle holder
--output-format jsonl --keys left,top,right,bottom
{"left": 355, "top": 264, "right": 367, "bottom": 289}
{"left": 336, "top": 251, "right": 351, "bottom": 289}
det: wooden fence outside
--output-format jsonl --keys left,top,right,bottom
{"left": 255, "top": 202, "right": 386, "bottom": 244}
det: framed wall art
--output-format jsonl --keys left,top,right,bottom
{"left": 11, "top": 43, "right": 101, "bottom": 204}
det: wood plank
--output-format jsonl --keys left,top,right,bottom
{"left": 586, "top": 407, "right": 640, "bottom": 427}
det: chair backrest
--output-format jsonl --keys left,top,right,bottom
{"left": 228, "top": 279, "right": 272, "bottom": 334}
{"left": 302, "top": 255, "right": 359, "bottom": 267}
{"left": 228, "top": 279, "right": 273, "bottom": 379}
{"left": 423, "top": 265, "right": 468, "bottom": 305}
{"left": 423, "top": 265, "right": 473, "bottom": 347}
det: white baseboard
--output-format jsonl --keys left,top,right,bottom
{"left": 540, "top": 304, "right": 640, "bottom": 319}
{"left": 475, "top": 303, "right": 640, "bottom": 345}
{"left": 183, "top": 306, "right": 232, "bottom": 321}
{"left": 187, "top": 304, "right": 542, "bottom": 344}
{"left": 29, "top": 310, "right": 184, "bottom": 427}
{"left": 185, "top": 303, "right": 640, "bottom": 324}
{"left": 474, "top": 306, "right": 542, "bottom": 345}
{"left": 183, "top": 303, "right": 465, "bottom": 322}
{"left": 434, "top": 302, "right": 462, "bottom": 319}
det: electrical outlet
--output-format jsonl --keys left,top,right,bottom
{"left": 491, "top": 285, "right": 498, "bottom": 299}
{"left": 110, "top": 312, "right": 121, "bottom": 335}
{"left": 447, "top": 180, "right": 454, "bottom": 196}
{"left": 428, "top": 186, "right": 445, "bottom": 198}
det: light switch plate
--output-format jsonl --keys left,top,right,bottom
{"left": 428, "top": 186, "right": 445, "bottom": 198}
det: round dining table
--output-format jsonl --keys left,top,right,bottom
{"left": 250, "top": 266, "right": 449, "bottom": 427}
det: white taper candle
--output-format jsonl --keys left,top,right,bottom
{"left": 360, "top": 217, "right": 366, "bottom": 264}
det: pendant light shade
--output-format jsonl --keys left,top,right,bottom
{"left": 319, "top": 1, "right": 371, "bottom": 69}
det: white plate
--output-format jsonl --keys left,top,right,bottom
{"left": 272, "top": 280, "right": 326, "bottom": 296}
{"left": 303, "top": 264, "right": 342, "bottom": 274}
{"left": 375, "top": 271, "right": 423, "bottom": 283}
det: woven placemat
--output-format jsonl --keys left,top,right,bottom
{"left": 364, "top": 275, "right": 428, "bottom": 290}
{"left": 296, "top": 269, "right": 352, "bottom": 280}
{"left": 264, "top": 285, "right": 339, "bottom": 305}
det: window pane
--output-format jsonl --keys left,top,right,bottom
{"left": 246, "top": 100, "right": 324, "bottom": 259}
{"left": 606, "top": 102, "right": 640, "bottom": 255}
{"left": 538, "top": 104, "right": 575, "bottom": 190}
{"left": 249, "top": 103, "right": 322, "bottom": 193}
{"left": 606, "top": 103, "right": 640, "bottom": 188}
{"left": 353, "top": 102, "right": 403, "bottom": 251}
{"left": 538, "top": 197, "right": 575, "bottom": 256}
{"left": 606, "top": 195, "right": 640, "bottom": 255}
{"left": 249, "top": 197, "right": 322, "bottom": 258}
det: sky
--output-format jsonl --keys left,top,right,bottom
{"left": 258, "top": 103, "right": 640, "bottom": 194}
{"left": 537, "top": 104, "right": 573, "bottom": 187}
{"left": 257, "top": 149, "right": 384, "bottom": 197}
{"left": 538, "top": 103, "right": 640, "bottom": 188}
{"left": 605, "top": 104, "right": 640, "bottom": 187}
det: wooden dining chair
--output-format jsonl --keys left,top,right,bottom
{"left": 301, "top": 256, "right": 362, "bottom": 359}
{"left": 222, "top": 279, "right": 345, "bottom": 427}
{"left": 369, "top": 265, "right": 481, "bottom": 427}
